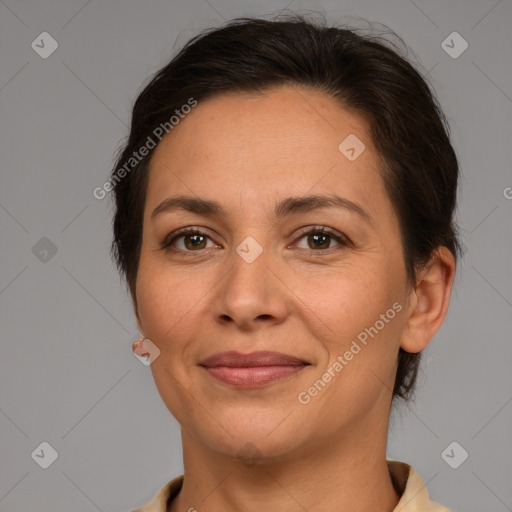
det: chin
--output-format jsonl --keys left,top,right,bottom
{"left": 193, "top": 416, "right": 307, "bottom": 463}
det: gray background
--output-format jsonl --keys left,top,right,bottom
{"left": 1, "top": 0, "right": 511, "bottom": 511}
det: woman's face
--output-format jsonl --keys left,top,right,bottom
{"left": 135, "top": 85, "right": 413, "bottom": 461}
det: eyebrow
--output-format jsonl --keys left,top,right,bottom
{"left": 151, "top": 194, "right": 373, "bottom": 225}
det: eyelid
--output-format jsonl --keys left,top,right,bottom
{"left": 162, "top": 226, "right": 218, "bottom": 250}
{"left": 291, "top": 226, "right": 351, "bottom": 249}
{"left": 162, "top": 225, "right": 351, "bottom": 253}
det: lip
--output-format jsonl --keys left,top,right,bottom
{"left": 199, "top": 351, "right": 310, "bottom": 388}
{"left": 200, "top": 351, "right": 309, "bottom": 368}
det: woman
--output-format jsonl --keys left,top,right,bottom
{"left": 110, "top": 15, "right": 460, "bottom": 512}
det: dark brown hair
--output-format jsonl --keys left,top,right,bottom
{"left": 110, "top": 14, "right": 460, "bottom": 402}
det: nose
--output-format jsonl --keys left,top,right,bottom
{"left": 211, "top": 237, "right": 290, "bottom": 331}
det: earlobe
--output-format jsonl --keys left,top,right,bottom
{"left": 400, "top": 247, "right": 456, "bottom": 354}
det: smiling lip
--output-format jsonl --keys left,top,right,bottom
{"left": 199, "top": 351, "right": 310, "bottom": 388}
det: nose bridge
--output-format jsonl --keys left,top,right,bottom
{"left": 235, "top": 234, "right": 266, "bottom": 266}
{"left": 229, "top": 233, "right": 270, "bottom": 298}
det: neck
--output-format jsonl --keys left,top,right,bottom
{"left": 169, "top": 418, "right": 400, "bottom": 512}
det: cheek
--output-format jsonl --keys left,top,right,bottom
{"left": 135, "top": 258, "right": 196, "bottom": 343}
{"left": 300, "top": 279, "right": 404, "bottom": 426}
{"left": 304, "top": 260, "right": 405, "bottom": 382}
{"left": 302, "top": 259, "right": 399, "bottom": 334}
{"left": 135, "top": 256, "right": 224, "bottom": 366}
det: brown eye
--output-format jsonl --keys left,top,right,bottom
{"left": 182, "top": 233, "right": 208, "bottom": 250}
{"left": 294, "top": 227, "right": 349, "bottom": 252}
{"left": 162, "top": 229, "right": 216, "bottom": 252}
{"left": 307, "top": 232, "right": 330, "bottom": 250}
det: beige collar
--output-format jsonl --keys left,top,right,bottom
{"left": 132, "top": 460, "right": 451, "bottom": 512}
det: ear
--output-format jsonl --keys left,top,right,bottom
{"left": 400, "top": 246, "right": 456, "bottom": 353}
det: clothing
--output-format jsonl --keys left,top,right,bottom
{"left": 132, "top": 460, "right": 451, "bottom": 512}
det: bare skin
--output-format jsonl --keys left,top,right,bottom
{"left": 133, "top": 85, "right": 456, "bottom": 512}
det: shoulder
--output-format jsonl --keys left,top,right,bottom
{"left": 131, "top": 475, "right": 184, "bottom": 512}
{"left": 387, "top": 460, "right": 452, "bottom": 512}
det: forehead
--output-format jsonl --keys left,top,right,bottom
{"left": 152, "top": 86, "right": 372, "bottom": 161}
{"left": 145, "top": 85, "right": 388, "bottom": 221}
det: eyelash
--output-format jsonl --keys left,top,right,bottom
{"left": 160, "top": 226, "right": 351, "bottom": 256}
